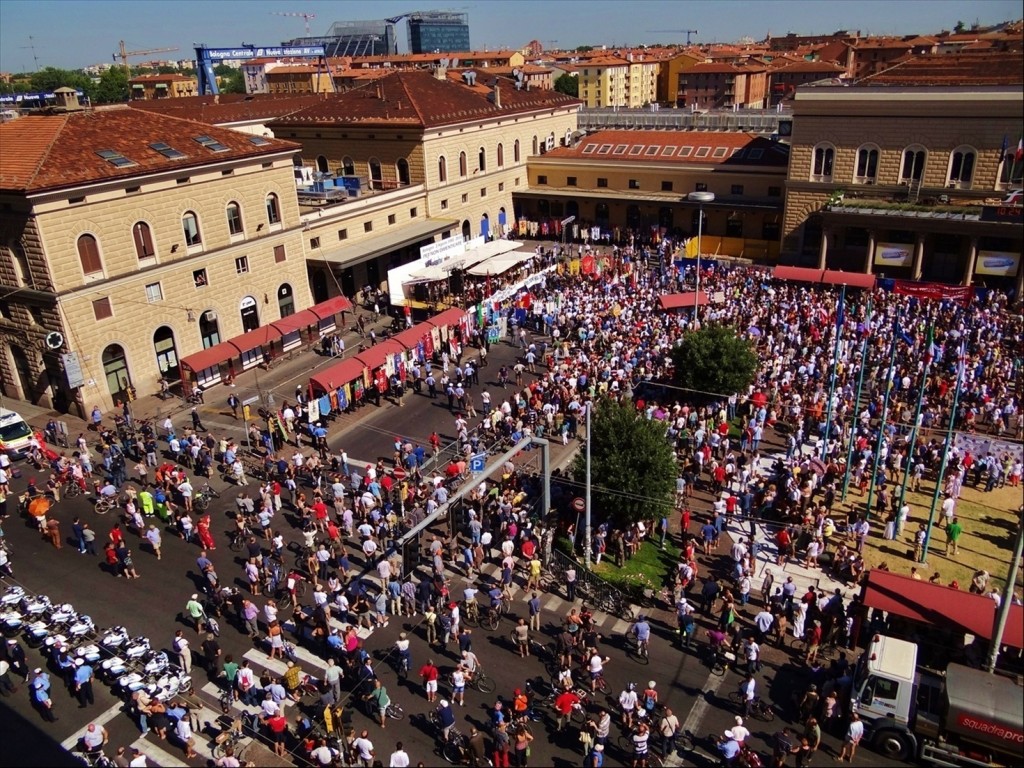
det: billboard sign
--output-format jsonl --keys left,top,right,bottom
{"left": 873, "top": 242, "right": 913, "bottom": 268}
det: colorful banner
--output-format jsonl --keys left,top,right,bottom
{"left": 975, "top": 251, "right": 1020, "bottom": 277}
{"left": 873, "top": 242, "right": 914, "bottom": 268}
{"left": 890, "top": 280, "right": 973, "bottom": 306}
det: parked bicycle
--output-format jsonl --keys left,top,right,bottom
{"left": 728, "top": 691, "right": 776, "bottom": 722}
{"left": 192, "top": 483, "right": 221, "bottom": 512}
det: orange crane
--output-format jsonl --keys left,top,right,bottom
{"left": 270, "top": 10, "right": 317, "bottom": 36}
{"left": 113, "top": 40, "right": 180, "bottom": 78}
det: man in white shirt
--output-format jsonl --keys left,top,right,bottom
{"left": 352, "top": 730, "right": 375, "bottom": 766}
{"left": 389, "top": 742, "right": 411, "bottom": 768}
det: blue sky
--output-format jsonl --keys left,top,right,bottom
{"left": 1, "top": 0, "right": 1020, "bottom": 73}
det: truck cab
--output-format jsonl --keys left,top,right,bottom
{"left": 852, "top": 634, "right": 921, "bottom": 760}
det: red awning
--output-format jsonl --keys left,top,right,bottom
{"left": 270, "top": 309, "right": 319, "bottom": 336}
{"left": 658, "top": 291, "right": 711, "bottom": 310}
{"left": 179, "top": 340, "right": 239, "bottom": 373}
{"left": 227, "top": 324, "right": 282, "bottom": 353}
{"left": 310, "top": 295, "right": 353, "bottom": 320}
{"left": 823, "top": 270, "right": 876, "bottom": 289}
{"left": 860, "top": 570, "right": 1023, "bottom": 649}
{"left": 773, "top": 265, "right": 825, "bottom": 283}
{"left": 426, "top": 307, "right": 467, "bottom": 330}
{"left": 391, "top": 323, "right": 430, "bottom": 350}
{"left": 309, "top": 357, "right": 366, "bottom": 393}
{"left": 356, "top": 340, "right": 405, "bottom": 371}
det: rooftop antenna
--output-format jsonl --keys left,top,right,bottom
{"left": 21, "top": 35, "right": 40, "bottom": 71}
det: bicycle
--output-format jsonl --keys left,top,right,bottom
{"left": 466, "top": 668, "right": 495, "bottom": 694}
{"left": 707, "top": 645, "right": 735, "bottom": 676}
{"left": 93, "top": 496, "right": 116, "bottom": 515}
{"left": 439, "top": 727, "right": 494, "bottom": 766}
{"left": 63, "top": 481, "right": 83, "bottom": 498}
{"left": 627, "top": 631, "right": 651, "bottom": 665}
{"left": 192, "top": 484, "right": 220, "bottom": 512}
{"left": 276, "top": 580, "right": 307, "bottom": 610}
{"left": 228, "top": 527, "right": 252, "bottom": 552}
{"left": 481, "top": 605, "right": 503, "bottom": 631}
{"left": 728, "top": 691, "right": 776, "bottom": 722}
{"left": 213, "top": 721, "right": 248, "bottom": 759}
{"left": 616, "top": 731, "right": 664, "bottom": 768}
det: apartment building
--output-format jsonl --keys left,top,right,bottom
{"left": 677, "top": 62, "right": 769, "bottom": 109}
{"left": 781, "top": 52, "right": 1023, "bottom": 289}
{"left": 768, "top": 59, "right": 848, "bottom": 105}
{"left": 128, "top": 73, "right": 199, "bottom": 100}
{"left": 0, "top": 96, "right": 317, "bottom": 412}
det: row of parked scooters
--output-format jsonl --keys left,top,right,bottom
{"left": 1, "top": 585, "right": 193, "bottom": 702}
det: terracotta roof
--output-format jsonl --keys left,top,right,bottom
{"left": 543, "top": 130, "right": 789, "bottom": 167}
{"left": 266, "top": 70, "right": 579, "bottom": 130}
{"left": 265, "top": 65, "right": 327, "bottom": 75}
{"left": 855, "top": 51, "right": 1024, "bottom": 86}
{"left": 0, "top": 107, "right": 298, "bottom": 193}
{"left": 128, "top": 93, "right": 328, "bottom": 125}
{"left": 128, "top": 73, "right": 196, "bottom": 83}
{"left": 772, "top": 60, "right": 847, "bottom": 74}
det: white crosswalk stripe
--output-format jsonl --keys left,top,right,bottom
{"left": 129, "top": 739, "right": 190, "bottom": 767}
{"left": 61, "top": 701, "right": 126, "bottom": 750}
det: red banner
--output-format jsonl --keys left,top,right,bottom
{"left": 891, "top": 280, "right": 973, "bottom": 306}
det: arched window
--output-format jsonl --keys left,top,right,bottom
{"left": 277, "top": 283, "right": 295, "bottom": 318}
{"left": 810, "top": 143, "right": 835, "bottom": 182}
{"left": 77, "top": 234, "right": 103, "bottom": 276}
{"left": 998, "top": 146, "right": 1024, "bottom": 188}
{"left": 316, "top": 155, "right": 329, "bottom": 173}
{"left": 132, "top": 221, "right": 155, "bottom": 261}
{"left": 368, "top": 158, "right": 382, "bottom": 190}
{"left": 182, "top": 211, "right": 202, "bottom": 247}
{"left": 514, "top": 139, "right": 521, "bottom": 163}
{"left": 854, "top": 144, "right": 879, "bottom": 185}
{"left": 199, "top": 309, "right": 221, "bottom": 349}
{"left": 438, "top": 155, "right": 448, "bottom": 183}
{"left": 947, "top": 146, "right": 976, "bottom": 189}
{"left": 900, "top": 145, "right": 927, "bottom": 184}
{"left": 497, "top": 143, "right": 504, "bottom": 167}
{"left": 102, "top": 344, "right": 131, "bottom": 404}
{"left": 532, "top": 135, "right": 539, "bottom": 155}
{"left": 478, "top": 146, "right": 486, "bottom": 172}
{"left": 459, "top": 151, "right": 468, "bottom": 178}
{"left": 265, "top": 193, "right": 281, "bottom": 225}
{"left": 342, "top": 156, "right": 355, "bottom": 176}
{"left": 396, "top": 158, "right": 410, "bottom": 186}
{"left": 226, "top": 201, "right": 244, "bottom": 235}
{"left": 153, "top": 325, "right": 180, "bottom": 383}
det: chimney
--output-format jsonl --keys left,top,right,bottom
{"left": 435, "top": 65, "right": 447, "bottom": 80}
{"left": 491, "top": 84, "right": 501, "bottom": 108}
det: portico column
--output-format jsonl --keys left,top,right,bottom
{"left": 912, "top": 234, "right": 925, "bottom": 281}
{"left": 864, "top": 230, "right": 875, "bottom": 274}
{"left": 962, "top": 237, "right": 979, "bottom": 286}
{"left": 817, "top": 228, "right": 830, "bottom": 270}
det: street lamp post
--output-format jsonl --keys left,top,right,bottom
{"left": 687, "top": 191, "right": 715, "bottom": 324}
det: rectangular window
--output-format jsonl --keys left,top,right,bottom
{"left": 234, "top": 256, "right": 249, "bottom": 274}
{"left": 461, "top": 193, "right": 468, "bottom": 203}
{"left": 192, "top": 268, "right": 208, "bottom": 287}
{"left": 537, "top": 175, "right": 548, "bottom": 185}
{"left": 338, "top": 228, "right": 348, "bottom": 240}
{"left": 567, "top": 176, "right": 577, "bottom": 187}
{"left": 628, "top": 145, "right": 645, "bottom": 156}
{"left": 629, "top": 179, "right": 640, "bottom": 189}
{"left": 713, "top": 147, "right": 728, "bottom": 158}
{"left": 661, "top": 146, "right": 677, "bottom": 157}
{"left": 695, "top": 147, "right": 711, "bottom": 158}
{"left": 309, "top": 237, "right": 320, "bottom": 249}
{"left": 645, "top": 146, "right": 661, "bottom": 156}
{"left": 661, "top": 181, "right": 673, "bottom": 192}
{"left": 613, "top": 145, "right": 628, "bottom": 155}
{"left": 388, "top": 214, "right": 396, "bottom": 225}
{"left": 144, "top": 282, "right": 163, "bottom": 303}
{"left": 409, "top": 207, "right": 418, "bottom": 218}
{"left": 768, "top": 186, "right": 781, "bottom": 197}
{"left": 441, "top": 199, "right": 449, "bottom": 210}
{"left": 582, "top": 145, "right": 597, "bottom": 155}
{"left": 92, "top": 297, "right": 113, "bottom": 320}
{"left": 498, "top": 182, "right": 504, "bottom": 191}
{"left": 696, "top": 182, "right": 708, "bottom": 192}
{"left": 364, "top": 222, "right": 373, "bottom": 233}
{"left": 597, "top": 178, "right": 608, "bottom": 188}
{"left": 274, "top": 245, "right": 286, "bottom": 263}
{"left": 598, "top": 144, "right": 613, "bottom": 155}
{"left": 731, "top": 184, "right": 744, "bottom": 195}
{"left": 176, "top": 177, "right": 190, "bottom": 185}
{"left": 678, "top": 146, "right": 693, "bottom": 157}
{"left": 480, "top": 188, "right": 487, "bottom": 197}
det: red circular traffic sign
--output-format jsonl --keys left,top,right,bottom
{"left": 572, "top": 497, "right": 586, "bottom": 512}
{"left": 393, "top": 467, "right": 407, "bottom": 481}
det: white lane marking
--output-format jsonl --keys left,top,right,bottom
{"left": 61, "top": 700, "right": 126, "bottom": 749}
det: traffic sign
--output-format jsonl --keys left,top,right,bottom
{"left": 572, "top": 497, "right": 586, "bottom": 512}
{"left": 242, "top": 395, "right": 260, "bottom": 405}
{"left": 393, "top": 467, "right": 407, "bottom": 481}
{"left": 470, "top": 453, "right": 486, "bottom": 473}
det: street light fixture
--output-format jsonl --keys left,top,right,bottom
{"left": 687, "top": 191, "right": 715, "bottom": 324}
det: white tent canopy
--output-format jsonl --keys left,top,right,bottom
{"left": 467, "top": 248, "right": 534, "bottom": 276}
{"left": 407, "top": 240, "right": 525, "bottom": 283}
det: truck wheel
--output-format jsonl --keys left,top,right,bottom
{"left": 872, "top": 729, "right": 913, "bottom": 761}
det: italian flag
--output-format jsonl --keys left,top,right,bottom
{"left": 1016, "top": 135, "right": 1024, "bottom": 163}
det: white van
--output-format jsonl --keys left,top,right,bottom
{"left": 0, "top": 408, "right": 34, "bottom": 459}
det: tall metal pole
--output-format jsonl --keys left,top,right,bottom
{"left": 841, "top": 297, "right": 872, "bottom": 501}
{"left": 921, "top": 342, "right": 965, "bottom": 564}
{"left": 864, "top": 312, "right": 901, "bottom": 521}
{"left": 695, "top": 206, "right": 702, "bottom": 326}
{"left": 584, "top": 401, "right": 592, "bottom": 570}
{"left": 895, "top": 320, "right": 934, "bottom": 535}
{"left": 985, "top": 506, "right": 1024, "bottom": 673}
{"left": 821, "top": 283, "right": 846, "bottom": 460}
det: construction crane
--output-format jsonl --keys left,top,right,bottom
{"left": 646, "top": 29, "right": 699, "bottom": 44}
{"left": 113, "top": 41, "right": 180, "bottom": 78}
{"left": 270, "top": 10, "right": 317, "bottom": 36}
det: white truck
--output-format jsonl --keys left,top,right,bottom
{"left": 852, "top": 634, "right": 1024, "bottom": 766}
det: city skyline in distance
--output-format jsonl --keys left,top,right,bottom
{"left": 1, "top": 0, "right": 1021, "bottom": 73}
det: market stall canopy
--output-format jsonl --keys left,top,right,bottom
{"left": 861, "top": 569, "right": 1023, "bottom": 649}
{"left": 227, "top": 324, "right": 281, "bottom": 353}
{"left": 356, "top": 340, "right": 405, "bottom": 371}
{"left": 309, "top": 357, "right": 366, "bottom": 393}
{"left": 426, "top": 307, "right": 467, "bottom": 330}
{"left": 772, "top": 265, "right": 826, "bottom": 283}
{"left": 269, "top": 309, "right": 319, "bottom": 336}
{"left": 180, "top": 339, "right": 243, "bottom": 374}
{"left": 391, "top": 324, "right": 430, "bottom": 350}
{"left": 658, "top": 291, "right": 711, "bottom": 310}
{"left": 309, "top": 295, "right": 353, "bottom": 319}
{"left": 407, "top": 257, "right": 473, "bottom": 284}
{"left": 467, "top": 248, "right": 533, "bottom": 276}
{"left": 317, "top": 218, "right": 458, "bottom": 268}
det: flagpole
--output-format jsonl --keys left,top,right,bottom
{"left": 921, "top": 341, "right": 965, "bottom": 564}
{"left": 841, "top": 297, "right": 872, "bottom": 501}
{"left": 821, "top": 283, "right": 846, "bottom": 460}
{"left": 864, "top": 311, "right": 900, "bottom": 521}
{"left": 895, "top": 318, "right": 934, "bottom": 535}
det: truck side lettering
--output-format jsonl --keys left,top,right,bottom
{"left": 957, "top": 714, "right": 1024, "bottom": 745}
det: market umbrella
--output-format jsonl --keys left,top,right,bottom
{"left": 747, "top": 327, "right": 762, "bottom": 337}
{"left": 27, "top": 496, "right": 52, "bottom": 519}
{"left": 752, "top": 391, "right": 768, "bottom": 408}
{"left": 808, "top": 457, "right": 827, "bottom": 476}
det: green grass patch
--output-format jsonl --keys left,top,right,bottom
{"left": 593, "top": 539, "right": 679, "bottom": 599}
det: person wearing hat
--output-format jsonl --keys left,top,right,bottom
{"left": 731, "top": 716, "right": 750, "bottom": 744}
{"left": 32, "top": 668, "right": 57, "bottom": 722}
{"left": 73, "top": 656, "right": 96, "bottom": 708}
{"left": 718, "top": 729, "right": 741, "bottom": 763}
{"left": 585, "top": 742, "right": 605, "bottom": 768}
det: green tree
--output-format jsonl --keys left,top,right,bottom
{"left": 30, "top": 67, "right": 93, "bottom": 94}
{"left": 953, "top": 20, "right": 966, "bottom": 33}
{"left": 553, "top": 73, "right": 578, "bottom": 97}
{"left": 91, "top": 67, "right": 129, "bottom": 104}
{"left": 575, "top": 45, "right": 594, "bottom": 53}
{"left": 218, "top": 69, "right": 245, "bottom": 94}
{"left": 572, "top": 398, "right": 676, "bottom": 530}
{"left": 670, "top": 324, "right": 758, "bottom": 400}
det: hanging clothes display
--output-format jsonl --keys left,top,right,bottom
{"left": 374, "top": 368, "right": 388, "bottom": 393}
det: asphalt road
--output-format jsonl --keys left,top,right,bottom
{"left": 0, "top": 333, "right": 903, "bottom": 768}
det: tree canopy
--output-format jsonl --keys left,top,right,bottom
{"left": 91, "top": 67, "right": 130, "bottom": 104}
{"left": 553, "top": 73, "right": 578, "bottom": 98}
{"left": 571, "top": 398, "right": 676, "bottom": 531}
{"left": 670, "top": 324, "right": 758, "bottom": 400}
